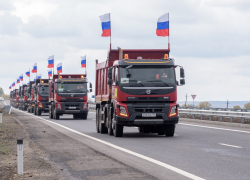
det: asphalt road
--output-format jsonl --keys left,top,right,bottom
{"left": 8, "top": 101, "right": 250, "bottom": 180}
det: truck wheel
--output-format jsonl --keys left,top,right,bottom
{"left": 54, "top": 110, "right": 59, "bottom": 120}
{"left": 143, "top": 126, "right": 151, "bottom": 133}
{"left": 34, "top": 106, "right": 37, "bottom": 115}
{"left": 113, "top": 123, "right": 123, "bottom": 137}
{"left": 96, "top": 108, "right": 100, "bottom": 133}
{"left": 157, "top": 126, "right": 165, "bottom": 136}
{"left": 108, "top": 111, "right": 114, "bottom": 135}
{"left": 49, "top": 108, "right": 53, "bottom": 119}
{"left": 99, "top": 109, "right": 108, "bottom": 134}
{"left": 81, "top": 113, "right": 87, "bottom": 120}
{"left": 138, "top": 127, "right": 143, "bottom": 133}
{"left": 37, "top": 108, "right": 41, "bottom": 116}
{"left": 165, "top": 124, "right": 175, "bottom": 137}
{"left": 28, "top": 108, "right": 30, "bottom": 113}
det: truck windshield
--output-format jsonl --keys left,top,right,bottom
{"left": 57, "top": 82, "right": 87, "bottom": 93}
{"left": 39, "top": 86, "right": 49, "bottom": 95}
{"left": 119, "top": 65, "right": 175, "bottom": 85}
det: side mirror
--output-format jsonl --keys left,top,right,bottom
{"left": 90, "top": 89, "right": 92, "bottom": 92}
{"left": 176, "top": 81, "right": 179, "bottom": 86}
{"left": 90, "top": 83, "right": 92, "bottom": 89}
{"left": 51, "top": 89, "right": 54, "bottom": 92}
{"left": 108, "top": 67, "right": 113, "bottom": 79}
{"left": 180, "top": 79, "right": 185, "bottom": 85}
{"left": 108, "top": 79, "right": 112, "bottom": 86}
{"left": 180, "top": 68, "right": 185, "bottom": 78}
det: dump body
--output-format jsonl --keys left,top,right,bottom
{"left": 48, "top": 74, "right": 90, "bottom": 120}
{"left": 95, "top": 48, "right": 185, "bottom": 137}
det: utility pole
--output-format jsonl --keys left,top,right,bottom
{"left": 185, "top": 93, "right": 188, "bottom": 107}
{"left": 226, "top": 100, "right": 230, "bottom": 109}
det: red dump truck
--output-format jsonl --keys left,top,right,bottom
{"left": 27, "top": 81, "right": 35, "bottom": 113}
{"left": 19, "top": 84, "right": 28, "bottom": 111}
{"left": 13, "top": 89, "right": 20, "bottom": 108}
{"left": 95, "top": 47, "right": 185, "bottom": 137}
{"left": 33, "top": 79, "right": 49, "bottom": 116}
{"left": 48, "top": 74, "right": 92, "bottom": 120}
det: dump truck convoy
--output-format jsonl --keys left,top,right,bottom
{"left": 95, "top": 47, "right": 185, "bottom": 137}
{"left": 48, "top": 74, "right": 92, "bottom": 120}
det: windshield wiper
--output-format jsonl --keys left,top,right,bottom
{"left": 146, "top": 80, "right": 169, "bottom": 86}
{"left": 129, "top": 80, "right": 144, "bottom": 86}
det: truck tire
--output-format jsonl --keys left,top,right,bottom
{"left": 165, "top": 124, "right": 175, "bottom": 137}
{"left": 113, "top": 123, "right": 123, "bottom": 137}
{"left": 99, "top": 109, "right": 108, "bottom": 134}
{"left": 138, "top": 127, "right": 143, "bottom": 133}
{"left": 37, "top": 108, "right": 41, "bottom": 116}
{"left": 53, "top": 110, "right": 59, "bottom": 120}
{"left": 28, "top": 108, "right": 30, "bottom": 113}
{"left": 108, "top": 111, "right": 114, "bottom": 135}
{"left": 96, "top": 108, "right": 100, "bottom": 133}
{"left": 143, "top": 126, "right": 151, "bottom": 133}
{"left": 34, "top": 106, "right": 37, "bottom": 115}
{"left": 49, "top": 107, "right": 53, "bottom": 119}
{"left": 81, "top": 113, "right": 87, "bottom": 120}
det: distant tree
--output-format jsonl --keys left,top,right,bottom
{"left": 198, "top": 101, "right": 212, "bottom": 108}
{"left": 243, "top": 103, "right": 250, "bottom": 110}
{"left": 0, "top": 87, "right": 4, "bottom": 96}
{"left": 182, "top": 104, "right": 193, "bottom": 108}
{"left": 234, "top": 105, "right": 241, "bottom": 110}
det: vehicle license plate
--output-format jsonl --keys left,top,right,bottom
{"left": 69, "top": 107, "right": 76, "bottom": 109}
{"left": 142, "top": 113, "right": 156, "bottom": 117}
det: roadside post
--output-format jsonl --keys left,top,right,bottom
{"left": 191, "top": 95, "right": 196, "bottom": 108}
{"left": 0, "top": 111, "right": 2, "bottom": 123}
{"left": 17, "top": 139, "right": 23, "bottom": 175}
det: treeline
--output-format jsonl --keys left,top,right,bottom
{"left": 182, "top": 101, "right": 250, "bottom": 110}
{"left": 0, "top": 87, "right": 9, "bottom": 99}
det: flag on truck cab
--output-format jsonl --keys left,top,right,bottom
{"left": 17, "top": 79, "right": 20, "bottom": 84}
{"left": 81, "top": 56, "right": 86, "bottom": 68}
{"left": 57, "top": 63, "right": 62, "bottom": 73}
{"left": 34, "top": 78, "right": 36, "bottom": 81}
{"left": 12, "top": 82, "right": 15, "bottom": 87}
{"left": 19, "top": 74, "right": 23, "bottom": 81}
{"left": 9, "top": 86, "right": 11, "bottom": 90}
{"left": 25, "top": 70, "right": 30, "bottom": 77}
{"left": 32, "top": 63, "right": 37, "bottom": 73}
{"left": 48, "top": 69, "right": 52, "bottom": 77}
{"left": 156, "top": 13, "right": 169, "bottom": 37}
{"left": 48, "top": 55, "right": 54, "bottom": 68}
{"left": 37, "top": 74, "right": 42, "bottom": 79}
{"left": 99, "top": 13, "right": 111, "bottom": 37}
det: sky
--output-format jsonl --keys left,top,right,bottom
{"left": 0, "top": 0, "right": 250, "bottom": 101}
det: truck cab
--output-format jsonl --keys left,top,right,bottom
{"left": 19, "top": 84, "right": 28, "bottom": 111}
{"left": 95, "top": 48, "right": 185, "bottom": 137}
{"left": 33, "top": 79, "right": 49, "bottom": 116}
{"left": 27, "top": 81, "right": 35, "bottom": 113}
{"left": 49, "top": 74, "right": 92, "bottom": 120}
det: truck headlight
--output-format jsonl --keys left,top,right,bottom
{"left": 38, "top": 102, "right": 43, "bottom": 107}
{"left": 56, "top": 103, "right": 62, "bottom": 109}
{"left": 169, "top": 106, "right": 177, "bottom": 117}
{"left": 119, "top": 106, "right": 127, "bottom": 117}
{"left": 83, "top": 103, "right": 88, "bottom": 109}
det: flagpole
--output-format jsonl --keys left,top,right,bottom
{"left": 168, "top": 13, "right": 170, "bottom": 52}
{"left": 109, "top": 13, "right": 111, "bottom": 51}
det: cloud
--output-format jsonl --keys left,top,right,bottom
{"left": 0, "top": 12, "right": 22, "bottom": 35}
{"left": 0, "top": 0, "right": 15, "bottom": 11}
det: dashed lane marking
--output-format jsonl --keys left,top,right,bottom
{"left": 219, "top": 143, "right": 242, "bottom": 149}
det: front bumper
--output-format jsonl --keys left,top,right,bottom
{"left": 54, "top": 101, "right": 88, "bottom": 114}
{"left": 116, "top": 115, "right": 179, "bottom": 126}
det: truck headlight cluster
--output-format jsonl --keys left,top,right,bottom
{"left": 169, "top": 106, "right": 177, "bottom": 117}
{"left": 119, "top": 106, "right": 127, "bottom": 117}
{"left": 56, "top": 103, "right": 62, "bottom": 109}
{"left": 38, "top": 102, "right": 43, "bottom": 107}
{"left": 83, "top": 103, "right": 88, "bottom": 109}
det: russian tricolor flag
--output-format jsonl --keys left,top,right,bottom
{"left": 37, "top": 74, "right": 42, "bottom": 79}
{"left": 57, "top": 63, "right": 62, "bottom": 73}
{"left": 32, "top": 63, "right": 37, "bottom": 73}
{"left": 19, "top": 74, "right": 23, "bottom": 81}
{"left": 34, "top": 78, "right": 36, "bottom": 81}
{"left": 9, "top": 86, "right": 11, "bottom": 90}
{"left": 81, "top": 56, "right": 86, "bottom": 68}
{"left": 26, "top": 71, "right": 30, "bottom": 77}
{"left": 99, "top": 13, "right": 111, "bottom": 37}
{"left": 156, "top": 13, "right": 169, "bottom": 37}
{"left": 17, "top": 79, "right": 20, "bottom": 84}
{"left": 12, "top": 82, "right": 15, "bottom": 87}
{"left": 48, "top": 55, "right": 54, "bottom": 68}
{"left": 48, "top": 69, "right": 52, "bottom": 77}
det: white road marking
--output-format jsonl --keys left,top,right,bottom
{"left": 13, "top": 108, "right": 205, "bottom": 180}
{"left": 218, "top": 143, "right": 242, "bottom": 149}
{"left": 179, "top": 123, "right": 250, "bottom": 134}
